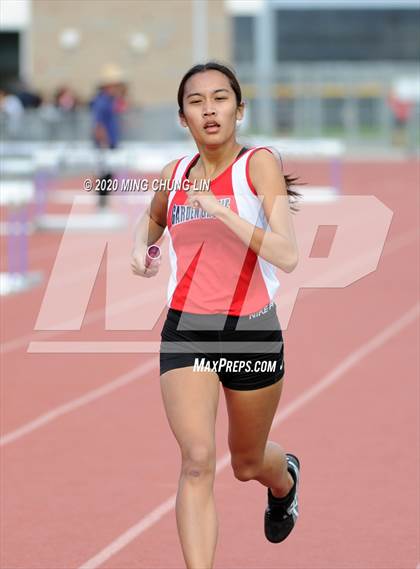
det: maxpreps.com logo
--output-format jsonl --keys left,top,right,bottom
{"left": 171, "top": 198, "right": 231, "bottom": 226}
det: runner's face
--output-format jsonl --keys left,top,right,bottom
{"left": 180, "top": 70, "right": 243, "bottom": 145}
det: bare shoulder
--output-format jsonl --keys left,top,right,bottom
{"left": 249, "top": 147, "right": 283, "bottom": 174}
{"left": 248, "top": 147, "right": 286, "bottom": 195}
{"left": 152, "top": 159, "right": 179, "bottom": 204}
{"left": 161, "top": 159, "right": 180, "bottom": 181}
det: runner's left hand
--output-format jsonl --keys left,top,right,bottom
{"left": 185, "top": 185, "right": 222, "bottom": 216}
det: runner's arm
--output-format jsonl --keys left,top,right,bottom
{"left": 214, "top": 149, "right": 298, "bottom": 272}
{"left": 132, "top": 160, "right": 177, "bottom": 249}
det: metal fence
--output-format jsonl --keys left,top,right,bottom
{"left": 1, "top": 86, "right": 419, "bottom": 154}
{"left": 0, "top": 106, "right": 188, "bottom": 144}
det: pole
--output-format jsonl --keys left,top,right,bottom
{"left": 255, "top": 0, "right": 275, "bottom": 135}
{"left": 192, "top": 0, "right": 208, "bottom": 64}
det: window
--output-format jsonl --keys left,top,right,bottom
{"left": 275, "top": 9, "right": 420, "bottom": 61}
{"left": 232, "top": 16, "right": 255, "bottom": 64}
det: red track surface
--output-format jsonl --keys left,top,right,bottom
{"left": 1, "top": 159, "right": 419, "bottom": 569}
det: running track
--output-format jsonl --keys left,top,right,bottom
{"left": 1, "top": 159, "right": 419, "bottom": 569}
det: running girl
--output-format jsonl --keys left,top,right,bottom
{"left": 131, "top": 61, "right": 301, "bottom": 569}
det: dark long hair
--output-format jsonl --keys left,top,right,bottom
{"left": 177, "top": 61, "right": 302, "bottom": 213}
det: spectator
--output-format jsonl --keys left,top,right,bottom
{"left": 54, "top": 85, "right": 80, "bottom": 140}
{"left": 90, "top": 63, "right": 127, "bottom": 209}
{"left": 54, "top": 86, "right": 79, "bottom": 112}
{"left": 0, "top": 87, "right": 24, "bottom": 137}
{"left": 38, "top": 94, "right": 61, "bottom": 141}
{"left": 388, "top": 92, "right": 413, "bottom": 146}
{"left": 11, "top": 81, "right": 42, "bottom": 109}
{"left": 114, "top": 82, "right": 129, "bottom": 114}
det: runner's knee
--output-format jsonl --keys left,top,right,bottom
{"left": 231, "top": 454, "right": 264, "bottom": 482}
{"left": 181, "top": 443, "right": 216, "bottom": 479}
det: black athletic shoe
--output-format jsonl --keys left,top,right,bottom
{"left": 264, "top": 453, "right": 300, "bottom": 543}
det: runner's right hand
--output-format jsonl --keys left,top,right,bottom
{"left": 131, "top": 248, "right": 160, "bottom": 278}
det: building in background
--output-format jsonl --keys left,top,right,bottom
{"left": 0, "top": 0, "right": 227, "bottom": 106}
{"left": 0, "top": 0, "right": 31, "bottom": 89}
{"left": 228, "top": 0, "right": 420, "bottom": 141}
{"left": 1, "top": 0, "right": 419, "bottom": 146}
{"left": 0, "top": 0, "right": 229, "bottom": 139}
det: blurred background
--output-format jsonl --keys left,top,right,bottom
{"left": 0, "top": 0, "right": 419, "bottom": 150}
{"left": 1, "top": 0, "right": 419, "bottom": 292}
{"left": 1, "top": 3, "right": 419, "bottom": 568}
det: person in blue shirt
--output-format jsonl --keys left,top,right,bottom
{"left": 91, "top": 64, "right": 125, "bottom": 209}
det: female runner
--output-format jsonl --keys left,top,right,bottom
{"left": 131, "top": 61, "right": 301, "bottom": 569}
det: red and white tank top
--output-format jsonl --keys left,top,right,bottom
{"left": 165, "top": 146, "right": 280, "bottom": 316}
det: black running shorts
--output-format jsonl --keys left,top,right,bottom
{"left": 160, "top": 302, "right": 285, "bottom": 391}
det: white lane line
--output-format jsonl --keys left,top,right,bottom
{"left": 1, "top": 226, "right": 418, "bottom": 355}
{"left": 270, "top": 302, "right": 419, "bottom": 426}
{"left": 0, "top": 358, "right": 156, "bottom": 447}
{"left": 77, "top": 302, "right": 420, "bottom": 569}
{"left": 1, "top": 285, "right": 164, "bottom": 355}
{"left": 1, "top": 228, "right": 418, "bottom": 447}
{"left": 19, "top": 226, "right": 420, "bottom": 355}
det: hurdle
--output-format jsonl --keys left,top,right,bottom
{"left": 33, "top": 145, "right": 129, "bottom": 232}
{"left": 0, "top": 177, "right": 43, "bottom": 296}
